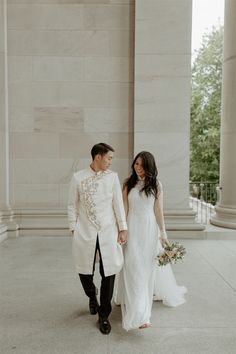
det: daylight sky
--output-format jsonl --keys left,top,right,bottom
{"left": 191, "top": 0, "right": 224, "bottom": 53}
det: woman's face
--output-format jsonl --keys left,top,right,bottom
{"left": 134, "top": 157, "right": 145, "bottom": 178}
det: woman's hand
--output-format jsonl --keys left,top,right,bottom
{"left": 160, "top": 237, "right": 169, "bottom": 248}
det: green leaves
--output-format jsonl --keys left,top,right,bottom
{"left": 190, "top": 25, "right": 223, "bottom": 183}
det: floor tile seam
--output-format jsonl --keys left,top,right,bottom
{"left": 190, "top": 247, "right": 223, "bottom": 272}
{"left": 215, "top": 239, "right": 236, "bottom": 252}
{"left": 218, "top": 240, "right": 236, "bottom": 256}
{"left": 195, "top": 240, "right": 236, "bottom": 256}
{"left": 194, "top": 249, "right": 236, "bottom": 292}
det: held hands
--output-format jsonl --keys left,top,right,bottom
{"left": 118, "top": 230, "right": 127, "bottom": 245}
{"left": 72, "top": 229, "right": 127, "bottom": 244}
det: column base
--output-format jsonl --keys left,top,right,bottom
{"left": 0, "top": 208, "right": 18, "bottom": 242}
{"left": 1, "top": 208, "right": 19, "bottom": 233}
{"left": 13, "top": 208, "right": 68, "bottom": 236}
{"left": 0, "top": 222, "right": 8, "bottom": 243}
{"left": 2, "top": 208, "right": 205, "bottom": 237}
{"left": 210, "top": 205, "right": 236, "bottom": 229}
{"left": 165, "top": 209, "right": 205, "bottom": 231}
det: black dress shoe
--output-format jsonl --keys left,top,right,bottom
{"left": 98, "top": 317, "right": 111, "bottom": 335}
{"left": 89, "top": 296, "right": 99, "bottom": 315}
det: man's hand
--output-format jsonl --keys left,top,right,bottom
{"left": 118, "top": 230, "right": 127, "bottom": 245}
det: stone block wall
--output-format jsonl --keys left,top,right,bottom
{"left": 7, "top": 0, "right": 135, "bottom": 210}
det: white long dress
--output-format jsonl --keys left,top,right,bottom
{"left": 119, "top": 181, "right": 187, "bottom": 331}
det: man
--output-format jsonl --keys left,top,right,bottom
{"left": 68, "top": 143, "right": 127, "bottom": 335}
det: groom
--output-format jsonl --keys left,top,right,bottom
{"left": 68, "top": 143, "right": 127, "bottom": 334}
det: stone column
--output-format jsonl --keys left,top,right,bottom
{"left": 0, "top": 0, "right": 18, "bottom": 242}
{"left": 211, "top": 0, "right": 236, "bottom": 229}
{"left": 0, "top": 0, "right": 8, "bottom": 241}
{"left": 134, "top": 0, "right": 204, "bottom": 235}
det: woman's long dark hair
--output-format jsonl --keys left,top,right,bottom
{"left": 124, "top": 151, "right": 159, "bottom": 198}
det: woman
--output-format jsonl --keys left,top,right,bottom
{"left": 118, "top": 151, "right": 187, "bottom": 331}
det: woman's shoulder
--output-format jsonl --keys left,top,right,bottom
{"left": 156, "top": 178, "right": 162, "bottom": 187}
{"left": 156, "top": 179, "right": 163, "bottom": 194}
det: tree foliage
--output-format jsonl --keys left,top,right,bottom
{"left": 190, "top": 25, "right": 223, "bottom": 182}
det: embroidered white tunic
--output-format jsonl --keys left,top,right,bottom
{"left": 68, "top": 167, "right": 127, "bottom": 277}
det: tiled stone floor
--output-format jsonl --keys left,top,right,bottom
{"left": 1, "top": 236, "right": 236, "bottom": 354}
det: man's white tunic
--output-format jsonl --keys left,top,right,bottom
{"left": 68, "top": 167, "right": 127, "bottom": 276}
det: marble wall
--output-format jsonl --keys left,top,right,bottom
{"left": 7, "top": 0, "right": 135, "bottom": 211}
{"left": 1, "top": 0, "right": 204, "bottom": 235}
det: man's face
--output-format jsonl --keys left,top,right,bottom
{"left": 97, "top": 151, "right": 114, "bottom": 171}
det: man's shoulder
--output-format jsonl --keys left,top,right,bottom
{"left": 72, "top": 169, "right": 89, "bottom": 179}
{"left": 105, "top": 169, "right": 118, "bottom": 179}
{"left": 105, "top": 169, "right": 116, "bottom": 175}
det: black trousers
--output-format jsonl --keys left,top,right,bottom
{"left": 79, "top": 237, "right": 115, "bottom": 319}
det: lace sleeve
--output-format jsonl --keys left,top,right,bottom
{"left": 154, "top": 180, "right": 167, "bottom": 239}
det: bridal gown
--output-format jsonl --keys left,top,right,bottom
{"left": 118, "top": 181, "right": 187, "bottom": 331}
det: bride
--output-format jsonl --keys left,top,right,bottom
{"left": 117, "top": 151, "right": 187, "bottom": 331}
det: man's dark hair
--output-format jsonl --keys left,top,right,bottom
{"left": 91, "top": 143, "right": 115, "bottom": 160}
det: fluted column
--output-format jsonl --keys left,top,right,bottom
{"left": 211, "top": 0, "right": 236, "bottom": 229}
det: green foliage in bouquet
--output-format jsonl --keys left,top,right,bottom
{"left": 157, "top": 242, "right": 186, "bottom": 267}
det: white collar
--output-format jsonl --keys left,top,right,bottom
{"left": 88, "top": 166, "right": 109, "bottom": 176}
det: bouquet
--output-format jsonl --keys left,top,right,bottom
{"left": 157, "top": 241, "right": 186, "bottom": 266}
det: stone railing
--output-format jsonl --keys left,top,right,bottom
{"left": 189, "top": 182, "right": 220, "bottom": 224}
